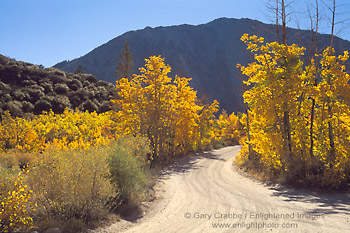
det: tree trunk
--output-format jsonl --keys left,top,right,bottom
{"left": 309, "top": 0, "right": 319, "bottom": 158}
{"left": 245, "top": 106, "right": 252, "bottom": 160}
{"left": 283, "top": 110, "right": 292, "bottom": 155}
{"left": 281, "top": 0, "right": 287, "bottom": 45}
{"left": 328, "top": 0, "right": 336, "bottom": 166}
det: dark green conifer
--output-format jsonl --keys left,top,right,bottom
{"left": 116, "top": 41, "right": 134, "bottom": 80}
{"left": 74, "top": 65, "right": 84, "bottom": 74}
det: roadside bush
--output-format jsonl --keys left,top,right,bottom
{"left": 0, "top": 152, "right": 19, "bottom": 169}
{"left": 27, "top": 146, "right": 115, "bottom": 228}
{"left": 0, "top": 167, "right": 34, "bottom": 233}
{"left": 0, "top": 163, "right": 20, "bottom": 196}
{"left": 107, "top": 137, "right": 151, "bottom": 212}
{"left": 7, "top": 150, "right": 38, "bottom": 169}
{"left": 0, "top": 132, "right": 153, "bottom": 231}
{"left": 25, "top": 138, "right": 151, "bottom": 232}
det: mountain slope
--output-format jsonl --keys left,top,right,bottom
{"left": 54, "top": 18, "right": 350, "bottom": 113}
{"left": 0, "top": 54, "right": 115, "bottom": 117}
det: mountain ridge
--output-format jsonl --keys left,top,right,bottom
{"left": 54, "top": 17, "right": 350, "bottom": 113}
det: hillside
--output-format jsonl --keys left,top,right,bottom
{"left": 0, "top": 54, "right": 115, "bottom": 117}
{"left": 54, "top": 17, "right": 350, "bottom": 113}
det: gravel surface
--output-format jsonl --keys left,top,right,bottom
{"left": 90, "top": 146, "right": 350, "bottom": 233}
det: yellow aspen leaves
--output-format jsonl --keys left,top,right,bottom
{"left": 237, "top": 34, "right": 350, "bottom": 188}
{"left": 0, "top": 109, "right": 116, "bottom": 152}
{"left": 113, "top": 55, "right": 221, "bottom": 161}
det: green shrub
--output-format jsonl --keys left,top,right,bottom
{"left": 26, "top": 86, "right": 44, "bottom": 102}
{"left": 67, "top": 79, "right": 82, "bottom": 91}
{"left": 51, "top": 96, "right": 70, "bottom": 114}
{"left": 50, "top": 75, "right": 67, "bottom": 84}
{"left": 22, "top": 101, "right": 34, "bottom": 113}
{"left": 54, "top": 83, "right": 69, "bottom": 95}
{"left": 21, "top": 80, "right": 37, "bottom": 86}
{"left": 82, "top": 100, "right": 98, "bottom": 112}
{"left": 107, "top": 137, "right": 151, "bottom": 212}
{"left": 33, "top": 100, "right": 52, "bottom": 114}
{"left": 3, "top": 101, "right": 23, "bottom": 117}
{"left": 85, "top": 75, "right": 98, "bottom": 83}
{"left": 41, "top": 82, "right": 54, "bottom": 94}
{"left": 11, "top": 90, "right": 26, "bottom": 101}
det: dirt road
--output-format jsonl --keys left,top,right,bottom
{"left": 94, "top": 146, "right": 350, "bottom": 232}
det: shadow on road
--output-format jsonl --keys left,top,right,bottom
{"left": 269, "top": 185, "right": 350, "bottom": 215}
{"left": 123, "top": 149, "right": 229, "bottom": 223}
{"left": 157, "top": 150, "right": 226, "bottom": 180}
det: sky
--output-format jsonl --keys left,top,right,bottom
{"left": 1, "top": 0, "right": 350, "bottom": 67}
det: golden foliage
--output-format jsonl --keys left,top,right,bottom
{"left": 113, "top": 55, "right": 220, "bottom": 162}
{"left": 0, "top": 109, "right": 116, "bottom": 153}
{"left": 0, "top": 169, "right": 34, "bottom": 232}
{"left": 237, "top": 34, "right": 350, "bottom": 188}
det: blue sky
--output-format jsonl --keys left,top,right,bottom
{"left": 1, "top": 0, "right": 349, "bottom": 67}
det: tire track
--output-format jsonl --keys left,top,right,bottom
{"left": 94, "top": 146, "right": 350, "bottom": 233}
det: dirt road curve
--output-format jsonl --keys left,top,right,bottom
{"left": 94, "top": 146, "right": 350, "bottom": 233}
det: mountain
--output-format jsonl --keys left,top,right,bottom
{"left": 54, "top": 17, "right": 350, "bottom": 113}
{"left": 0, "top": 54, "right": 115, "bottom": 117}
